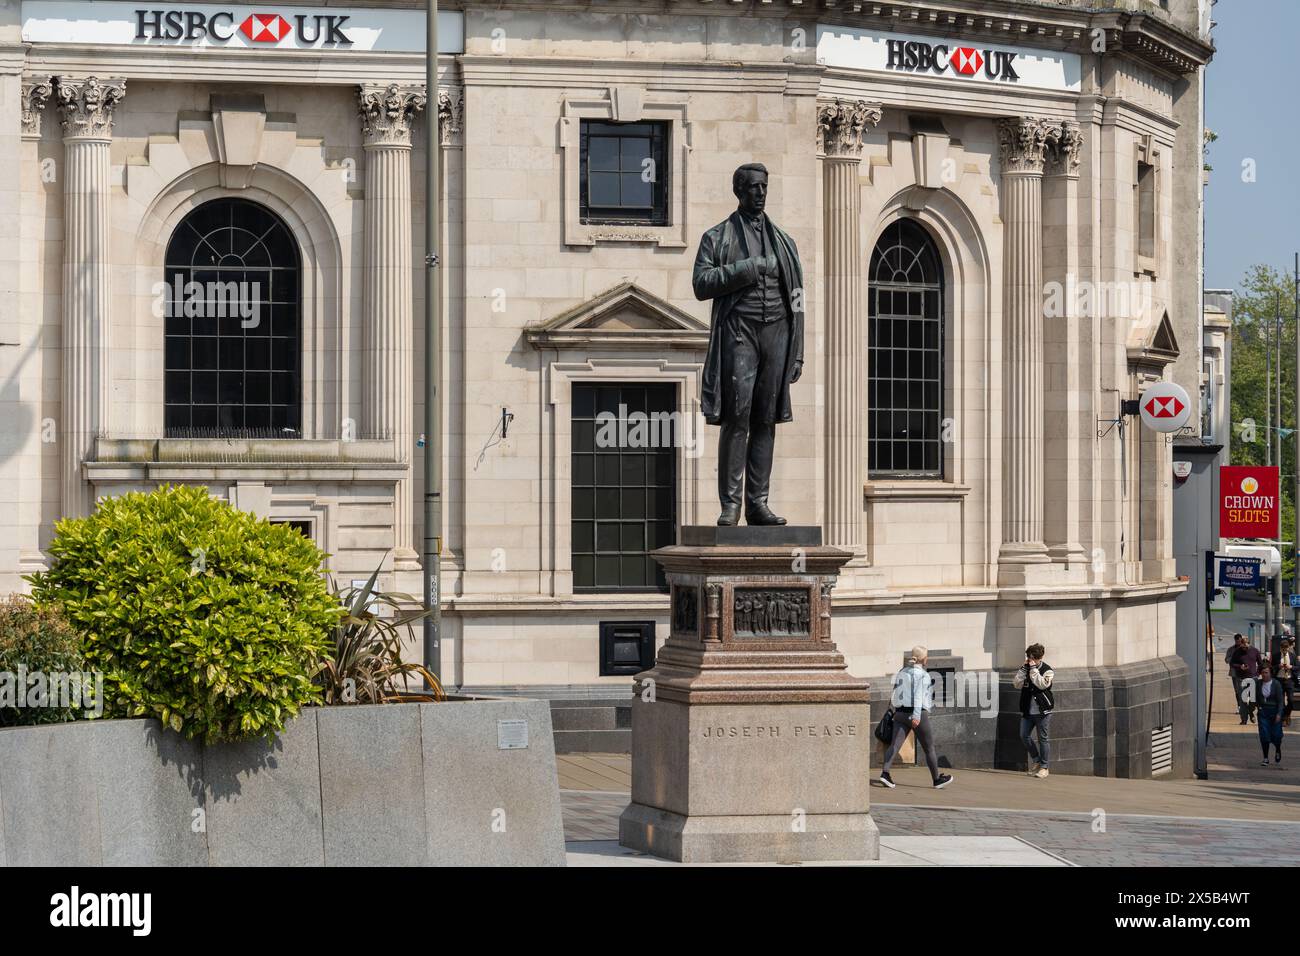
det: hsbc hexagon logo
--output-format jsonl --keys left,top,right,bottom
{"left": 950, "top": 47, "right": 984, "bottom": 76}
{"left": 1144, "top": 394, "right": 1184, "bottom": 419}
{"left": 239, "top": 13, "right": 291, "bottom": 42}
{"left": 1138, "top": 382, "right": 1192, "bottom": 434}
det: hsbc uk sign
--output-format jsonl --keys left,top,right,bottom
{"left": 816, "top": 24, "right": 1081, "bottom": 93}
{"left": 21, "top": 1, "right": 465, "bottom": 53}
{"left": 885, "top": 39, "right": 1021, "bottom": 81}
{"left": 134, "top": 9, "right": 352, "bottom": 45}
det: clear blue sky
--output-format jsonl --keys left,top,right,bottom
{"left": 1204, "top": 0, "right": 1300, "bottom": 290}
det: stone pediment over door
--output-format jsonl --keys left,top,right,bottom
{"left": 1126, "top": 307, "right": 1180, "bottom": 373}
{"left": 525, "top": 281, "right": 709, "bottom": 351}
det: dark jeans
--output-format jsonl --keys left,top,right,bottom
{"left": 718, "top": 313, "right": 790, "bottom": 513}
{"left": 1020, "top": 713, "right": 1052, "bottom": 768}
{"left": 881, "top": 709, "right": 940, "bottom": 780}
{"left": 1259, "top": 706, "right": 1284, "bottom": 756}
{"left": 1281, "top": 677, "right": 1295, "bottom": 720}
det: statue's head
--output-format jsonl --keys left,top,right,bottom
{"left": 732, "top": 163, "right": 769, "bottom": 217}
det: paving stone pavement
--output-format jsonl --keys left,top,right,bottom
{"left": 558, "top": 653, "right": 1300, "bottom": 865}
{"left": 559, "top": 789, "right": 1300, "bottom": 866}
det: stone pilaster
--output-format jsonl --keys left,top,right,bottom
{"left": 1042, "top": 122, "right": 1088, "bottom": 574}
{"left": 21, "top": 76, "right": 52, "bottom": 140}
{"left": 359, "top": 84, "right": 426, "bottom": 566}
{"left": 817, "top": 100, "right": 881, "bottom": 551}
{"left": 56, "top": 76, "right": 124, "bottom": 519}
{"left": 437, "top": 88, "right": 463, "bottom": 147}
{"left": 995, "top": 116, "right": 1052, "bottom": 582}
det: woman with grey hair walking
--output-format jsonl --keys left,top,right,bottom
{"left": 877, "top": 645, "right": 954, "bottom": 790}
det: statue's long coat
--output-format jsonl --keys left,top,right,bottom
{"left": 692, "top": 211, "right": 805, "bottom": 426}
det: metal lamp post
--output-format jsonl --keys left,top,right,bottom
{"left": 422, "top": 0, "right": 442, "bottom": 683}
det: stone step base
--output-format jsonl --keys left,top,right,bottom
{"left": 618, "top": 803, "right": 880, "bottom": 863}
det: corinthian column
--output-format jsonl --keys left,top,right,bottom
{"left": 56, "top": 76, "right": 124, "bottom": 519}
{"left": 818, "top": 100, "right": 882, "bottom": 550}
{"left": 359, "top": 83, "right": 426, "bottom": 566}
{"left": 995, "top": 116, "right": 1053, "bottom": 582}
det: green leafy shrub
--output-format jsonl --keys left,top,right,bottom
{"left": 0, "top": 595, "right": 90, "bottom": 726}
{"left": 28, "top": 484, "right": 341, "bottom": 743}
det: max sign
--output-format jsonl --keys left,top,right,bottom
{"left": 1220, "top": 465, "right": 1280, "bottom": 539}
{"left": 885, "top": 39, "right": 1020, "bottom": 81}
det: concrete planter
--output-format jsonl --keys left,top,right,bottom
{"left": 0, "top": 697, "right": 565, "bottom": 866}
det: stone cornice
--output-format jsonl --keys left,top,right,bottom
{"left": 816, "top": 98, "right": 883, "bottom": 159}
{"left": 358, "top": 83, "right": 427, "bottom": 147}
{"left": 54, "top": 75, "right": 125, "bottom": 140}
{"left": 21, "top": 75, "right": 52, "bottom": 140}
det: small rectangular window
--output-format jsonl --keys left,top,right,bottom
{"left": 579, "top": 120, "right": 669, "bottom": 226}
{"left": 1135, "top": 160, "right": 1156, "bottom": 262}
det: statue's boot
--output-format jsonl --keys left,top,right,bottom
{"left": 745, "top": 502, "right": 787, "bottom": 526}
{"left": 717, "top": 505, "right": 741, "bottom": 526}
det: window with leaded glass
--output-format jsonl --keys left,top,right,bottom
{"left": 572, "top": 383, "right": 677, "bottom": 592}
{"left": 867, "top": 218, "right": 945, "bottom": 478}
{"left": 163, "top": 198, "right": 301, "bottom": 437}
{"left": 579, "top": 120, "right": 669, "bottom": 225}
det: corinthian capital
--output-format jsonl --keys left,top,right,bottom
{"left": 437, "top": 89, "right": 464, "bottom": 147}
{"left": 22, "top": 76, "right": 53, "bottom": 140}
{"left": 55, "top": 76, "right": 126, "bottom": 140}
{"left": 817, "top": 99, "right": 883, "bottom": 158}
{"left": 995, "top": 116, "right": 1053, "bottom": 175}
{"left": 359, "top": 83, "right": 428, "bottom": 147}
{"left": 1045, "top": 121, "right": 1084, "bottom": 177}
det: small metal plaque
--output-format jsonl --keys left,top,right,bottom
{"left": 497, "top": 719, "right": 529, "bottom": 750}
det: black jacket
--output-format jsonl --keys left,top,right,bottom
{"left": 1258, "top": 678, "right": 1286, "bottom": 712}
{"left": 1015, "top": 661, "right": 1056, "bottom": 717}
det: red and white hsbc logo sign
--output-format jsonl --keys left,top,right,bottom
{"left": 135, "top": 8, "right": 353, "bottom": 45}
{"left": 886, "top": 38, "right": 1020, "bottom": 81}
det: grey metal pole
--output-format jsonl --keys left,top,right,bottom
{"left": 1278, "top": 305, "right": 1284, "bottom": 485}
{"left": 1267, "top": 295, "right": 1274, "bottom": 468}
{"left": 1278, "top": 303, "right": 1285, "bottom": 641}
{"left": 1294, "top": 252, "right": 1299, "bottom": 634}
{"left": 422, "top": 0, "right": 442, "bottom": 684}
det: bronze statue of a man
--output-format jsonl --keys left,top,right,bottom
{"left": 693, "top": 163, "right": 804, "bottom": 527}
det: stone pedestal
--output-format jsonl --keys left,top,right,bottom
{"left": 618, "top": 526, "right": 879, "bottom": 863}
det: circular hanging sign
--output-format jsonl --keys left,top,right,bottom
{"left": 1139, "top": 382, "right": 1191, "bottom": 434}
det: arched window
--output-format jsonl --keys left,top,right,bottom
{"left": 868, "top": 218, "right": 944, "bottom": 478}
{"left": 163, "top": 198, "right": 301, "bottom": 437}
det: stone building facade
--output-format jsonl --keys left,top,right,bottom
{"left": 0, "top": 0, "right": 1213, "bottom": 775}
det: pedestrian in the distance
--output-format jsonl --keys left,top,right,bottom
{"left": 1226, "top": 633, "right": 1262, "bottom": 725}
{"left": 1013, "top": 643, "right": 1055, "bottom": 779}
{"left": 1271, "top": 637, "right": 1297, "bottom": 727}
{"left": 877, "top": 645, "right": 954, "bottom": 791}
{"left": 1256, "top": 661, "right": 1284, "bottom": 767}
